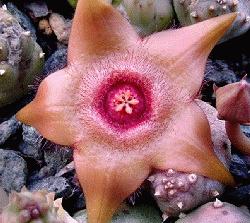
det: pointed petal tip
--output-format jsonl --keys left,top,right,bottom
{"left": 74, "top": 147, "right": 150, "bottom": 223}
{"left": 68, "top": 0, "right": 138, "bottom": 62}
{"left": 218, "top": 166, "right": 235, "bottom": 186}
{"left": 16, "top": 103, "right": 34, "bottom": 126}
{"left": 218, "top": 12, "right": 238, "bottom": 25}
{"left": 208, "top": 13, "right": 237, "bottom": 35}
{"left": 197, "top": 12, "right": 237, "bottom": 50}
{"left": 143, "top": 13, "right": 237, "bottom": 98}
{"left": 152, "top": 102, "right": 235, "bottom": 186}
{"left": 16, "top": 101, "right": 76, "bottom": 146}
{"left": 187, "top": 12, "right": 237, "bottom": 52}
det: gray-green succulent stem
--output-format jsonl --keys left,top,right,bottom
{"left": 68, "top": 0, "right": 122, "bottom": 8}
{"left": 173, "top": 0, "right": 250, "bottom": 42}
{"left": 122, "top": 0, "right": 174, "bottom": 36}
{"left": 225, "top": 121, "right": 250, "bottom": 155}
{"left": 0, "top": 6, "right": 44, "bottom": 107}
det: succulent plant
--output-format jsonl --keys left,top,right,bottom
{"left": 173, "top": 0, "right": 250, "bottom": 42}
{"left": 0, "top": 188, "right": 78, "bottom": 223}
{"left": 175, "top": 200, "right": 250, "bottom": 223}
{"left": 0, "top": 187, "right": 9, "bottom": 212}
{"left": 122, "top": 0, "right": 174, "bottom": 36}
{"left": 1, "top": 188, "right": 59, "bottom": 223}
{"left": 0, "top": 6, "right": 44, "bottom": 107}
{"left": 67, "top": 0, "right": 249, "bottom": 41}
{"left": 74, "top": 203, "right": 162, "bottom": 223}
{"left": 16, "top": 0, "right": 237, "bottom": 222}
{"left": 67, "top": 0, "right": 121, "bottom": 8}
{"left": 215, "top": 77, "right": 250, "bottom": 155}
{"left": 67, "top": 0, "right": 78, "bottom": 8}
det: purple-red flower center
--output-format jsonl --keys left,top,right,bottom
{"left": 94, "top": 71, "right": 152, "bottom": 130}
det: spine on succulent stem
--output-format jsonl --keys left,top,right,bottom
{"left": 215, "top": 76, "right": 250, "bottom": 155}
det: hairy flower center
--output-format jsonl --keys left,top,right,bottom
{"left": 95, "top": 71, "right": 152, "bottom": 130}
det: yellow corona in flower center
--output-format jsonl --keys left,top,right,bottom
{"left": 114, "top": 89, "right": 139, "bottom": 114}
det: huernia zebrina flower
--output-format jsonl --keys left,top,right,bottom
{"left": 16, "top": 0, "right": 236, "bottom": 222}
{"left": 215, "top": 76, "right": 250, "bottom": 155}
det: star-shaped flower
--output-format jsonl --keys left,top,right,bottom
{"left": 17, "top": 1, "right": 236, "bottom": 222}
